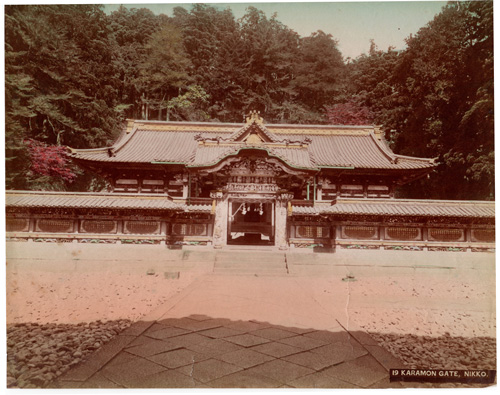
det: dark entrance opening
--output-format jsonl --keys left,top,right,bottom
{"left": 227, "top": 201, "right": 274, "bottom": 246}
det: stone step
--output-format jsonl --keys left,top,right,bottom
{"left": 212, "top": 266, "right": 288, "bottom": 276}
{"left": 215, "top": 251, "right": 286, "bottom": 264}
{"left": 213, "top": 251, "right": 287, "bottom": 275}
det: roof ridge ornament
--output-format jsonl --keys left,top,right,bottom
{"left": 246, "top": 110, "right": 263, "bottom": 124}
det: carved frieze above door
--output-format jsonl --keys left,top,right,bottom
{"left": 230, "top": 157, "right": 283, "bottom": 176}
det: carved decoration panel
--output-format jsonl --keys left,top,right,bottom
{"left": 80, "top": 220, "right": 117, "bottom": 234}
{"left": 230, "top": 157, "right": 283, "bottom": 176}
{"left": 6, "top": 218, "right": 29, "bottom": 232}
{"left": 296, "top": 226, "right": 330, "bottom": 239}
{"left": 342, "top": 226, "right": 378, "bottom": 240}
{"left": 171, "top": 223, "right": 207, "bottom": 236}
{"left": 124, "top": 221, "right": 161, "bottom": 235}
{"left": 385, "top": 227, "right": 422, "bottom": 241}
{"left": 36, "top": 219, "right": 74, "bottom": 233}
{"left": 428, "top": 228, "right": 464, "bottom": 242}
{"left": 471, "top": 229, "right": 495, "bottom": 243}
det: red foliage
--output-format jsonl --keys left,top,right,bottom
{"left": 325, "top": 100, "right": 374, "bottom": 125}
{"left": 25, "top": 139, "right": 76, "bottom": 182}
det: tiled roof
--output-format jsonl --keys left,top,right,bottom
{"left": 189, "top": 144, "right": 316, "bottom": 169}
{"left": 5, "top": 191, "right": 198, "bottom": 211}
{"left": 278, "top": 134, "right": 433, "bottom": 169}
{"left": 292, "top": 198, "right": 495, "bottom": 218}
{"left": 68, "top": 119, "right": 435, "bottom": 172}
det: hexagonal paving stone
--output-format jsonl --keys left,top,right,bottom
{"left": 175, "top": 359, "right": 242, "bottom": 383}
{"left": 250, "top": 342, "right": 302, "bottom": 358}
{"left": 146, "top": 326, "right": 192, "bottom": 340}
{"left": 161, "top": 333, "right": 211, "bottom": 348}
{"left": 217, "top": 348, "right": 275, "bottom": 369}
{"left": 322, "top": 355, "right": 388, "bottom": 388}
{"left": 278, "top": 335, "right": 328, "bottom": 350}
{"left": 244, "top": 359, "right": 314, "bottom": 384}
{"left": 310, "top": 341, "right": 368, "bottom": 363}
{"left": 132, "top": 369, "right": 206, "bottom": 388}
{"left": 158, "top": 318, "right": 221, "bottom": 332}
{"left": 125, "top": 338, "right": 181, "bottom": 357}
{"left": 101, "top": 357, "right": 167, "bottom": 388}
{"left": 288, "top": 371, "right": 360, "bottom": 389}
{"left": 198, "top": 327, "right": 244, "bottom": 339}
{"left": 225, "top": 320, "right": 270, "bottom": 333}
{"left": 79, "top": 372, "right": 125, "bottom": 389}
{"left": 304, "top": 330, "right": 351, "bottom": 344}
{"left": 187, "top": 338, "right": 244, "bottom": 357}
{"left": 250, "top": 327, "right": 297, "bottom": 341}
{"left": 147, "top": 348, "right": 210, "bottom": 369}
{"left": 224, "top": 334, "right": 271, "bottom": 347}
{"left": 105, "top": 351, "right": 143, "bottom": 369}
{"left": 282, "top": 351, "right": 340, "bottom": 371}
{"left": 208, "top": 370, "right": 282, "bottom": 388}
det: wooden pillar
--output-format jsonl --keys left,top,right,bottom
{"left": 422, "top": 226, "right": 429, "bottom": 251}
{"left": 389, "top": 183, "right": 396, "bottom": 199}
{"left": 117, "top": 220, "right": 123, "bottom": 234}
{"left": 227, "top": 201, "right": 233, "bottom": 240}
{"left": 465, "top": 226, "right": 472, "bottom": 252}
{"left": 28, "top": 217, "right": 36, "bottom": 232}
{"left": 275, "top": 192, "right": 294, "bottom": 250}
{"left": 160, "top": 221, "right": 168, "bottom": 245}
{"left": 465, "top": 226, "right": 472, "bottom": 242}
{"left": 211, "top": 191, "right": 228, "bottom": 249}
{"left": 317, "top": 177, "right": 323, "bottom": 201}
{"left": 72, "top": 219, "right": 79, "bottom": 243}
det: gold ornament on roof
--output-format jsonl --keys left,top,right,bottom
{"left": 246, "top": 110, "right": 263, "bottom": 124}
{"left": 245, "top": 133, "right": 263, "bottom": 144}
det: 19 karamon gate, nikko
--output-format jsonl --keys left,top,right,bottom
{"left": 6, "top": 112, "right": 495, "bottom": 252}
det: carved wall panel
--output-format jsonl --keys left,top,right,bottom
{"left": 80, "top": 220, "right": 117, "bottom": 234}
{"left": 171, "top": 223, "right": 207, "bottom": 236}
{"left": 428, "top": 228, "right": 464, "bottom": 242}
{"left": 385, "top": 227, "right": 421, "bottom": 241}
{"left": 124, "top": 221, "right": 161, "bottom": 234}
{"left": 6, "top": 218, "right": 29, "bottom": 232}
{"left": 471, "top": 229, "right": 495, "bottom": 243}
{"left": 342, "top": 226, "right": 378, "bottom": 240}
{"left": 296, "top": 226, "right": 330, "bottom": 239}
{"left": 36, "top": 219, "right": 74, "bottom": 233}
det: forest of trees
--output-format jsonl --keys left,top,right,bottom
{"left": 4, "top": 2, "right": 494, "bottom": 200}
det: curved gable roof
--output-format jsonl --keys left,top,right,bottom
{"left": 68, "top": 119, "right": 435, "bottom": 172}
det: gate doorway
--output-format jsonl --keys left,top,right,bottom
{"left": 227, "top": 200, "right": 275, "bottom": 246}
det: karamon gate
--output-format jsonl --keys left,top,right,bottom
{"left": 5, "top": 112, "right": 495, "bottom": 252}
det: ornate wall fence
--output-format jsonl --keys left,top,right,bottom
{"left": 6, "top": 192, "right": 495, "bottom": 252}
{"left": 6, "top": 209, "right": 213, "bottom": 247}
{"left": 289, "top": 216, "right": 495, "bottom": 252}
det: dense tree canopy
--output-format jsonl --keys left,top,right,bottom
{"left": 4, "top": 2, "right": 494, "bottom": 200}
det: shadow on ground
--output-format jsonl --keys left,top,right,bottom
{"left": 8, "top": 315, "right": 496, "bottom": 389}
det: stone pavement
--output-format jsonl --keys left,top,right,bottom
{"left": 52, "top": 269, "right": 405, "bottom": 389}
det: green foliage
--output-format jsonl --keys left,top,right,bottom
{"left": 293, "top": 30, "right": 346, "bottom": 112}
{"left": 344, "top": 1, "right": 493, "bottom": 200}
{"left": 5, "top": 2, "right": 494, "bottom": 200}
{"left": 136, "top": 21, "right": 193, "bottom": 120}
{"left": 5, "top": 5, "right": 122, "bottom": 190}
